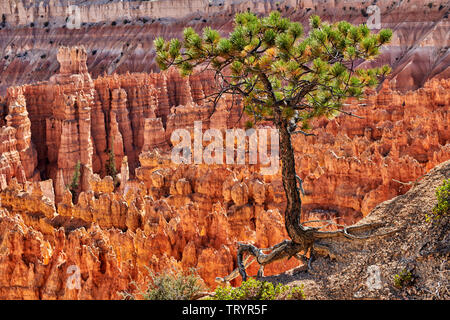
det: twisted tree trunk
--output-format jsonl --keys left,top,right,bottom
{"left": 217, "top": 109, "right": 315, "bottom": 283}
{"left": 216, "top": 92, "right": 389, "bottom": 285}
{"left": 276, "top": 113, "right": 314, "bottom": 248}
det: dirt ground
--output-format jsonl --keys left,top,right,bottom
{"left": 261, "top": 160, "right": 449, "bottom": 300}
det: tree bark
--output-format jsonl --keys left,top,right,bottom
{"left": 274, "top": 111, "right": 314, "bottom": 247}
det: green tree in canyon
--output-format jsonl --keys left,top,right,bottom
{"left": 155, "top": 11, "right": 392, "bottom": 282}
{"left": 106, "top": 135, "right": 119, "bottom": 188}
{"left": 68, "top": 160, "right": 81, "bottom": 203}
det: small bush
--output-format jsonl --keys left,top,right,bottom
{"left": 393, "top": 269, "right": 413, "bottom": 289}
{"left": 245, "top": 120, "right": 254, "bottom": 129}
{"left": 67, "top": 160, "right": 81, "bottom": 203}
{"left": 427, "top": 179, "right": 450, "bottom": 223}
{"left": 105, "top": 136, "right": 119, "bottom": 188}
{"left": 121, "top": 268, "right": 205, "bottom": 300}
{"left": 209, "top": 278, "right": 305, "bottom": 300}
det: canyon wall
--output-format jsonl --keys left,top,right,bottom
{"left": 294, "top": 79, "right": 450, "bottom": 221}
{"left": 0, "top": 151, "right": 299, "bottom": 298}
{"left": 0, "top": 86, "right": 38, "bottom": 189}
{"left": 0, "top": 0, "right": 448, "bottom": 94}
{"left": 0, "top": 45, "right": 448, "bottom": 298}
{"left": 8, "top": 46, "right": 244, "bottom": 203}
{"left": 0, "top": 0, "right": 448, "bottom": 300}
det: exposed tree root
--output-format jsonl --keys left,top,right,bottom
{"left": 217, "top": 220, "right": 396, "bottom": 284}
{"left": 216, "top": 240, "right": 306, "bottom": 284}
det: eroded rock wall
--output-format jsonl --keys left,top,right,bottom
{"left": 295, "top": 79, "right": 450, "bottom": 222}
{"left": 0, "top": 0, "right": 448, "bottom": 94}
{"left": 0, "top": 45, "right": 448, "bottom": 299}
{"left": 6, "top": 46, "right": 244, "bottom": 199}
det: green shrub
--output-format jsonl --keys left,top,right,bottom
{"left": 67, "top": 160, "right": 81, "bottom": 203}
{"left": 244, "top": 120, "right": 254, "bottom": 129}
{"left": 393, "top": 269, "right": 413, "bottom": 289}
{"left": 105, "top": 136, "right": 119, "bottom": 188}
{"left": 120, "top": 268, "right": 205, "bottom": 300}
{"left": 209, "top": 278, "right": 305, "bottom": 300}
{"left": 427, "top": 179, "right": 450, "bottom": 223}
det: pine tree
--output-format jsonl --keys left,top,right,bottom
{"left": 106, "top": 135, "right": 119, "bottom": 187}
{"left": 68, "top": 160, "right": 81, "bottom": 203}
{"left": 155, "top": 12, "right": 392, "bottom": 281}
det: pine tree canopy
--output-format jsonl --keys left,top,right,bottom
{"left": 154, "top": 12, "right": 392, "bottom": 130}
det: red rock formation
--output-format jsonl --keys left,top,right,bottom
{"left": 4, "top": 87, "right": 37, "bottom": 180}
{"left": 0, "top": 126, "right": 26, "bottom": 187}
{"left": 142, "top": 118, "right": 168, "bottom": 151}
{"left": 10, "top": 46, "right": 236, "bottom": 196}
{"left": 0, "top": 43, "right": 448, "bottom": 299}
{"left": 294, "top": 79, "right": 450, "bottom": 221}
{"left": 0, "top": 86, "right": 38, "bottom": 187}
{"left": 90, "top": 67, "right": 245, "bottom": 175}
{"left": 17, "top": 46, "right": 95, "bottom": 204}
{"left": 0, "top": 0, "right": 448, "bottom": 95}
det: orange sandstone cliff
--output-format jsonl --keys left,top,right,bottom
{"left": 0, "top": 44, "right": 448, "bottom": 299}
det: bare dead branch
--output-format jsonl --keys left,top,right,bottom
{"left": 292, "top": 130, "right": 317, "bottom": 137}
